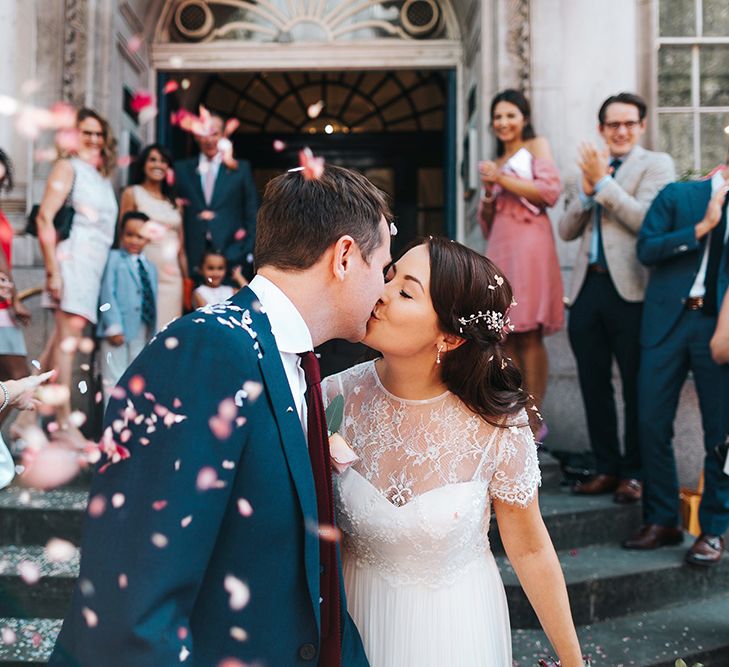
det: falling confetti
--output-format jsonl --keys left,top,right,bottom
{"left": 17, "top": 561, "right": 41, "bottom": 585}
{"left": 162, "top": 80, "right": 180, "bottom": 95}
{"left": 273, "top": 139, "right": 286, "bottom": 152}
{"left": 298, "top": 147, "right": 325, "bottom": 181}
{"left": 31, "top": 359, "right": 41, "bottom": 370}
{"left": 81, "top": 607, "right": 98, "bottom": 628}
{"left": 307, "top": 100, "right": 325, "bottom": 119}
{"left": 229, "top": 627, "right": 248, "bottom": 642}
{"left": 196, "top": 467, "right": 218, "bottom": 491}
{"left": 165, "top": 337, "right": 179, "bottom": 350}
{"left": 224, "top": 575, "right": 250, "bottom": 611}
{"left": 78, "top": 380, "right": 88, "bottom": 394}
{"left": 88, "top": 494, "right": 107, "bottom": 518}
{"left": 127, "top": 35, "right": 142, "bottom": 53}
{"left": 151, "top": 533, "right": 169, "bottom": 548}
{"left": 128, "top": 375, "right": 146, "bottom": 396}
{"left": 112, "top": 493, "right": 125, "bottom": 508}
{"left": 237, "top": 498, "right": 253, "bottom": 517}
{"left": 45, "top": 538, "right": 77, "bottom": 562}
{"left": 1, "top": 627, "right": 17, "bottom": 645}
{"left": 390, "top": 222, "right": 398, "bottom": 236}
{"left": 118, "top": 573, "right": 128, "bottom": 589}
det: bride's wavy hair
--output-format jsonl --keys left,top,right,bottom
{"left": 397, "top": 236, "right": 528, "bottom": 425}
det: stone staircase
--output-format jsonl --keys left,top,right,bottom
{"left": 0, "top": 457, "right": 727, "bottom": 665}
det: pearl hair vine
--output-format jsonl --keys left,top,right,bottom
{"left": 458, "top": 309, "right": 505, "bottom": 334}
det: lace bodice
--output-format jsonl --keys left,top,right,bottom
{"left": 322, "top": 361, "right": 541, "bottom": 587}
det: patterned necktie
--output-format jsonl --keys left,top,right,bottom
{"left": 137, "top": 257, "right": 156, "bottom": 328}
{"left": 703, "top": 194, "right": 729, "bottom": 316}
{"left": 298, "top": 351, "right": 341, "bottom": 667}
{"left": 593, "top": 158, "right": 623, "bottom": 268}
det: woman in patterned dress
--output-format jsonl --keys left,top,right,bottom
{"left": 36, "top": 108, "right": 118, "bottom": 423}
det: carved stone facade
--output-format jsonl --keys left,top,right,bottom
{"left": 62, "top": 0, "right": 89, "bottom": 106}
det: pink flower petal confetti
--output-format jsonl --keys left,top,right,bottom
{"left": 118, "top": 573, "right": 128, "bottom": 589}
{"left": 273, "top": 139, "right": 286, "bottom": 152}
{"left": 181, "top": 515, "right": 193, "bottom": 528}
{"left": 229, "top": 627, "right": 248, "bottom": 642}
{"left": 151, "top": 533, "right": 169, "bottom": 548}
{"left": 242, "top": 381, "right": 263, "bottom": 402}
{"left": 298, "top": 147, "right": 325, "bottom": 181}
{"left": 127, "top": 35, "right": 142, "bottom": 53}
{"left": 209, "top": 416, "right": 232, "bottom": 440}
{"left": 180, "top": 646, "right": 190, "bottom": 662}
{"left": 196, "top": 467, "right": 218, "bottom": 491}
{"left": 45, "top": 538, "right": 77, "bottom": 562}
{"left": 318, "top": 524, "right": 342, "bottom": 543}
{"left": 20, "top": 445, "right": 81, "bottom": 490}
{"left": 163, "top": 80, "right": 180, "bottom": 95}
{"left": 82, "top": 607, "right": 98, "bottom": 628}
{"left": 307, "top": 100, "right": 324, "bottom": 119}
{"left": 1, "top": 627, "right": 17, "bottom": 645}
{"left": 224, "top": 575, "right": 250, "bottom": 610}
{"left": 88, "top": 494, "right": 107, "bottom": 518}
{"left": 17, "top": 561, "right": 41, "bottom": 585}
{"left": 219, "top": 659, "right": 247, "bottom": 667}
{"left": 130, "top": 90, "right": 154, "bottom": 114}
{"left": 237, "top": 498, "right": 253, "bottom": 517}
{"left": 128, "top": 375, "right": 146, "bottom": 396}
{"left": 152, "top": 499, "right": 168, "bottom": 511}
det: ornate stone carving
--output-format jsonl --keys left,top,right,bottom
{"left": 506, "top": 0, "right": 531, "bottom": 92}
{"left": 62, "top": 0, "right": 88, "bottom": 105}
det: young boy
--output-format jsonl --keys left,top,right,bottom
{"left": 97, "top": 211, "right": 158, "bottom": 405}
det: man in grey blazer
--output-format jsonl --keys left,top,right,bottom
{"left": 559, "top": 92, "right": 675, "bottom": 503}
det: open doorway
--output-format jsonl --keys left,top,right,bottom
{"left": 158, "top": 68, "right": 456, "bottom": 252}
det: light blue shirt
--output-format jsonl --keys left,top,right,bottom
{"left": 580, "top": 160, "right": 624, "bottom": 264}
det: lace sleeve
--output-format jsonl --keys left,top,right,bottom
{"left": 488, "top": 410, "right": 541, "bottom": 507}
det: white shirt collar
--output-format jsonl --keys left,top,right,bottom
{"left": 198, "top": 152, "right": 222, "bottom": 167}
{"left": 248, "top": 275, "right": 313, "bottom": 354}
{"left": 711, "top": 167, "right": 727, "bottom": 195}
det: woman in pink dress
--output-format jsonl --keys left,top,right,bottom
{"left": 478, "top": 89, "right": 564, "bottom": 437}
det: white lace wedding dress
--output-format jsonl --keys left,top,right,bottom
{"left": 322, "top": 361, "right": 541, "bottom": 667}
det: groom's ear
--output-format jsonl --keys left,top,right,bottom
{"left": 331, "top": 235, "right": 356, "bottom": 281}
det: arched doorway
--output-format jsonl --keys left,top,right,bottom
{"left": 151, "top": 0, "right": 463, "bottom": 247}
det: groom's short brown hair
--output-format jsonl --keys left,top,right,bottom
{"left": 254, "top": 165, "right": 392, "bottom": 271}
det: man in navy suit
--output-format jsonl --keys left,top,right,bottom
{"left": 176, "top": 112, "right": 258, "bottom": 282}
{"left": 49, "top": 166, "right": 393, "bottom": 666}
{"left": 623, "top": 157, "right": 729, "bottom": 566}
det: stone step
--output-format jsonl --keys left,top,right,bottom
{"left": 490, "top": 487, "right": 642, "bottom": 555}
{"left": 0, "top": 547, "right": 78, "bottom": 620}
{"left": 0, "top": 489, "right": 87, "bottom": 548}
{"left": 0, "top": 618, "right": 61, "bottom": 665}
{"left": 500, "top": 540, "right": 729, "bottom": 629}
{"left": 512, "top": 593, "right": 729, "bottom": 667}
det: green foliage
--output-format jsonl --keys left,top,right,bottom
{"left": 325, "top": 394, "right": 344, "bottom": 434}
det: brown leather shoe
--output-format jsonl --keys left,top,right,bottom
{"left": 622, "top": 524, "right": 684, "bottom": 550}
{"left": 573, "top": 474, "right": 619, "bottom": 495}
{"left": 685, "top": 534, "right": 725, "bottom": 567}
{"left": 614, "top": 479, "right": 642, "bottom": 504}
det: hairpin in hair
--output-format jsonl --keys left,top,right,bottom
{"left": 458, "top": 309, "right": 505, "bottom": 334}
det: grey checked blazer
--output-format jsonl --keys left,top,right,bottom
{"left": 559, "top": 145, "right": 675, "bottom": 304}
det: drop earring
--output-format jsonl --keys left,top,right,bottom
{"left": 436, "top": 344, "right": 444, "bottom": 365}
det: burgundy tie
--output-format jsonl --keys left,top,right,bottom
{"left": 298, "top": 352, "right": 341, "bottom": 667}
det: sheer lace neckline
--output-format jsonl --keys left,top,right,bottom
{"left": 371, "top": 361, "right": 451, "bottom": 406}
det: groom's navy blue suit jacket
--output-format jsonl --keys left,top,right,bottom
{"left": 48, "top": 288, "right": 368, "bottom": 667}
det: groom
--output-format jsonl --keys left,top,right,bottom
{"left": 49, "top": 166, "right": 392, "bottom": 666}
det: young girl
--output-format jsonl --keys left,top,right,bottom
{"left": 192, "top": 250, "right": 246, "bottom": 308}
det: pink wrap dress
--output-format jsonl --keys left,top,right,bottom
{"left": 478, "top": 155, "right": 565, "bottom": 336}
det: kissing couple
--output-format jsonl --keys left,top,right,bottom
{"left": 50, "top": 166, "right": 583, "bottom": 666}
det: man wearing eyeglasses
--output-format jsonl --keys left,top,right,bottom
{"left": 559, "top": 93, "right": 675, "bottom": 505}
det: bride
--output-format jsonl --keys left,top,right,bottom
{"left": 323, "top": 237, "right": 582, "bottom": 666}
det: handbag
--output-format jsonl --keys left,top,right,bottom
{"left": 26, "top": 169, "right": 76, "bottom": 241}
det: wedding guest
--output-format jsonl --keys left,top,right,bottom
{"left": 175, "top": 112, "right": 257, "bottom": 284}
{"left": 97, "top": 211, "right": 157, "bottom": 405}
{"left": 478, "top": 89, "right": 563, "bottom": 438}
{"left": 623, "top": 156, "right": 729, "bottom": 565}
{"left": 36, "top": 107, "right": 118, "bottom": 425}
{"left": 559, "top": 93, "right": 675, "bottom": 503}
{"left": 191, "top": 249, "right": 246, "bottom": 308}
{"left": 120, "top": 143, "right": 188, "bottom": 330}
{"left": 711, "top": 291, "right": 729, "bottom": 364}
{"left": 0, "top": 149, "right": 32, "bottom": 394}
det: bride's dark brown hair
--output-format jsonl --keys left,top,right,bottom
{"left": 396, "top": 236, "right": 527, "bottom": 424}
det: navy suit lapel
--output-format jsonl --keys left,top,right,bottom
{"left": 688, "top": 179, "right": 713, "bottom": 230}
{"left": 185, "top": 159, "right": 206, "bottom": 209}
{"left": 231, "top": 288, "right": 321, "bottom": 632}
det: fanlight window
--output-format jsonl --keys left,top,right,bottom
{"left": 200, "top": 70, "right": 446, "bottom": 133}
{"left": 163, "top": 0, "right": 453, "bottom": 43}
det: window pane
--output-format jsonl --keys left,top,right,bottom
{"left": 659, "top": 113, "right": 695, "bottom": 176}
{"left": 659, "top": 0, "right": 696, "bottom": 36}
{"left": 700, "top": 46, "right": 729, "bottom": 106}
{"left": 700, "top": 113, "right": 729, "bottom": 171}
{"left": 658, "top": 46, "right": 692, "bottom": 107}
{"left": 702, "top": 0, "right": 729, "bottom": 36}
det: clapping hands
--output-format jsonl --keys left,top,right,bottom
{"left": 577, "top": 141, "right": 611, "bottom": 195}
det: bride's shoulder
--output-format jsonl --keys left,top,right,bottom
{"left": 322, "top": 359, "right": 376, "bottom": 399}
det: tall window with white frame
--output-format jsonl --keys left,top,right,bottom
{"left": 656, "top": 0, "right": 729, "bottom": 177}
